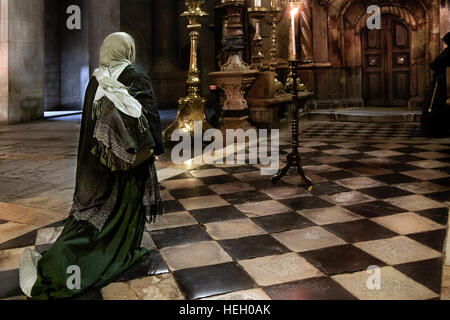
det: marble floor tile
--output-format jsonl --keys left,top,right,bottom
{"left": 199, "top": 174, "right": 240, "bottom": 186}
{"left": 394, "top": 182, "right": 449, "bottom": 195}
{"left": 115, "top": 250, "right": 169, "bottom": 282}
{"left": 150, "top": 225, "right": 212, "bottom": 248}
{"left": 280, "top": 196, "right": 334, "bottom": 211}
{"left": 14, "top": 188, "right": 74, "bottom": 211}
{"left": 260, "top": 185, "right": 310, "bottom": 200}
{"left": 239, "top": 253, "right": 323, "bottom": 287}
{"left": 174, "top": 263, "right": 256, "bottom": 300}
{"left": 146, "top": 212, "right": 197, "bottom": 231}
{"left": 408, "top": 229, "right": 448, "bottom": 252}
{"left": 359, "top": 186, "right": 413, "bottom": 199}
{"left": 203, "top": 288, "right": 271, "bottom": 300}
{"left": 282, "top": 173, "right": 327, "bottom": 184}
{"left": 235, "top": 200, "right": 291, "bottom": 218}
{"left": 0, "top": 202, "right": 67, "bottom": 227}
{"left": 189, "top": 169, "right": 228, "bottom": 178}
{"left": 161, "top": 241, "right": 232, "bottom": 271}
{"left": 303, "top": 164, "right": 340, "bottom": 173}
{"left": 324, "top": 220, "right": 397, "bottom": 243}
{"left": 365, "top": 150, "right": 403, "bottom": 158}
{"left": 219, "top": 235, "right": 290, "bottom": 261}
{"left": 35, "top": 226, "right": 64, "bottom": 246}
{"left": 264, "top": 277, "right": 356, "bottom": 300}
{"left": 313, "top": 156, "right": 349, "bottom": 164}
{"left": 0, "top": 247, "right": 33, "bottom": 272}
{"left": 373, "top": 143, "right": 407, "bottom": 150}
{"left": 205, "top": 219, "right": 266, "bottom": 240}
{"left": 358, "top": 157, "right": 399, "bottom": 166}
{"left": 355, "top": 236, "right": 442, "bottom": 265}
{"left": 325, "top": 191, "right": 374, "bottom": 206}
{"left": 299, "top": 206, "right": 364, "bottom": 225}
{"left": 416, "top": 144, "right": 449, "bottom": 151}
{"left": 322, "top": 149, "right": 359, "bottom": 156}
{"left": 252, "top": 212, "right": 315, "bottom": 234}
{"left": 301, "top": 245, "right": 385, "bottom": 276}
{"left": 316, "top": 170, "right": 356, "bottom": 181}
{"left": 402, "top": 169, "right": 449, "bottom": 181}
{"left": 395, "top": 258, "right": 443, "bottom": 294}
{"left": 333, "top": 142, "right": 363, "bottom": 148}
{"left": 386, "top": 195, "right": 445, "bottom": 212}
{"left": 0, "top": 222, "right": 38, "bottom": 244}
{"left": 312, "top": 181, "right": 353, "bottom": 195}
{"left": 409, "top": 160, "right": 449, "bottom": 169}
{"left": 102, "top": 274, "right": 185, "bottom": 300}
{"left": 372, "top": 173, "right": 417, "bottom": 185}
{"left": 221, "top": 190, "right": 272, "bottom": 205}
{"left": 273, "top": 227, "right": 347, "bottom": 253}
{"left": 335, "top": 177, "right": 385, "bottom": 190}
{"left": 208, "top": 181, "right": 256, "bottom": 195}
{"left": 344, "top": 201, "right": 407, "bottom": 218}
{"left": 169, "top": 186, "right": 215, "bottom": 199}
{"left": 412, "top": 152, "right": 448, "bottom": 160}
{"left": 178, "top": 195, "right": 230, "bottom": 211}
{"left": 0, "top": 269, "right": 22, "bottom": 299}
{"left": 161, "top": 178, "right": 204, "bottom": 191}
{"left": 347, "top": 166, "right": 392, "bottom": 177}
{"left": 415, "top": 207, "right": 449, "bottom": 225}
{"left": 233, "top": 171, "right": 268, "bottom": 181}
{"left": 372, "top": 213, "right": 445, "bottom": 235}
{"left": 333, "top": 267, "right": 439, "bottom": 300}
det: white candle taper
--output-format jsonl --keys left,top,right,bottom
{"left": 254, "top": 0, "right": 262, "bottom": 7}
{"left": 290, "top": 6, "right": 299, "bottom": 60}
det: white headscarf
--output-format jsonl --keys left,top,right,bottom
{"left": 93, "top": 32, "right": 142, "bottom": 118}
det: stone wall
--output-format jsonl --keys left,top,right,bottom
{"left": 59, "top": 0, "right": 89, "bottom": 110}
{"left": 44, "top": 0, "right": 60, "bottom": 111}
{"left": 0, "top": 0, "right": 45, "bottom": 124}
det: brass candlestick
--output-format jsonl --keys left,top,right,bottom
{"left": 164, "top": 0, "right": 212, "bottom": 143}
{"left": 247, "top": 7, "right": 269, "bottom": 71}
{"left": 268, "top": 6, "right": 285, "bottom": 93}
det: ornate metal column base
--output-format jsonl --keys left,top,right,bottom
{"left": 164, "top": 93, "right": 212, "bottom": 141}
{"left": 272, "top": 60, "right": 313, "bottom": 191}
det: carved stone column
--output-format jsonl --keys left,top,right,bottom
{"left": 209, "top": 70, "right": 259, "bottom": 130}
{"left": 300, "top": 0, "right": 313, "bottom": 63}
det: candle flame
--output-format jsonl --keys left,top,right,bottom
{"left": 291, "top": 7, "right": 299, "bottom": 16}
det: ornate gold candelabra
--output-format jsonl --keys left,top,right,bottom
{"left": 163, "top": 0, "right": 212, "bottom": 143}
{"left": 247, "top": 6, "right": 269, "bottom": 71}
{"left": 267, "top": 5, "right": 285, "bottom": 92}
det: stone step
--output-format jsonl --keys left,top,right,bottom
{"left": 305, "top": 109, "right": 422, "bottom": 123}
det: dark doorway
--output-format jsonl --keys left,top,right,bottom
{"left": 362, "top": 15, "right": 411, "bottom": 107}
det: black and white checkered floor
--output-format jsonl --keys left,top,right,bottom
{"left": 1, "top": 138, "right": 449, "bottom": 300}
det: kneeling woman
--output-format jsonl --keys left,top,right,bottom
{"left": 19, "top": 32, "right": 164, "bottom": 300}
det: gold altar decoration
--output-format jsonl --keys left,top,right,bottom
{"left": 247, "top": 6, "right": 269, "bottom": 71}
{"left": 163, "top": 0, "right": 212, "bottom": 143}
{"left": 267, "top": 3, "right": 285, "bottom": 93}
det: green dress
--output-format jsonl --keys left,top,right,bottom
{"left": 29, "top": 65, "right": 164, "bottom": 300}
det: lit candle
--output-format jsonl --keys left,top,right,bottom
{"left": 290, "top": 6, "right": 299, "bottom": 60}
{"left": 254, "top": 0, "right": 261, "bottom": 7}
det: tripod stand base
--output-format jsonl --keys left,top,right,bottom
{"left": 272, "top": 152, "right": 313, "bottom": 191}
